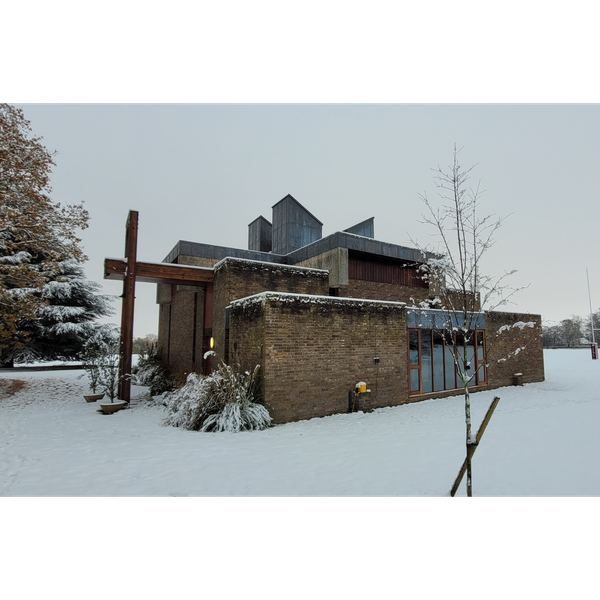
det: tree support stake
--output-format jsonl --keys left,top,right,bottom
{"left": 450, "top": 396, "right": 500, "bottom": 497}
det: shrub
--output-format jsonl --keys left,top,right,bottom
{"left": 80, "top": 324, "right": 120, "bottom": 400}
{"left": 162, "top": 354, "right": 270, "bottom": 433}
{"left": 133, "top": 353, "right": 174, "bottom": 396}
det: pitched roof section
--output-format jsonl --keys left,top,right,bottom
{"left": 271, "top": 194, "right": 323, "bottom": 255}
{"left": 343, "top": 217, "right": 374, "bottom": 238}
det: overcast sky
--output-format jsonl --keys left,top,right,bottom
{"left": 16, "top": 103, "right": 600, "bottom": 337}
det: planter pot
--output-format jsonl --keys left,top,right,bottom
{"left": 84, "top": 394, "right": 105, "bottom": 403}
{"left": 99, "top": 400, "right": 128, "bottom": 414}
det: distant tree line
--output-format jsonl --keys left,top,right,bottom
{"left": 542, "top": 311, "right": 600, "bottom": 348}
{"left": 132, "top": 334, "right": 157, "bottom": 355}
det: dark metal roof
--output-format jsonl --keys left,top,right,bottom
{"left": 163, "top": 194, "right": 431, "bottom": 265}
{"left": 271, "top": 194, "right": 323, "bottom": 226}
{"left": 343, "top": 217, "right": 374, "bottom": 238}
{"left": 164, "top": 231, "right": 429, "bottom": 266}
{"left": 163, "top": 241, "right": 286, "bottom": 265}
{"left": 271, "top": 194, "right": 323, "bottom": 255}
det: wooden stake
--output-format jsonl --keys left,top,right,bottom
{"left": 450, "top": 396, "right": 500, "bottom": 497}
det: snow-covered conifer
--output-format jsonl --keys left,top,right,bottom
{"left": 13, "top": 259, "right": 115, "bottom": 363}
{"left": 0, "top": 104, "right": 89, "bottom": 366}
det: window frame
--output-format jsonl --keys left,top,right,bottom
{"left": 407, "top": 327, "right": 487, "bottom": 397}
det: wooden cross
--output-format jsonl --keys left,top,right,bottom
{"left": 104, "top": 210, "right": 214, "bottom": 402}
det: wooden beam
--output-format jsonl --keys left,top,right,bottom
{"left": 104, "top": 258, "right": 213, "bottom": 286}
{"left": 117, "top": 211, "right": 138, "bottom": 402}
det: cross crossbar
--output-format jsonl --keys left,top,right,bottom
{"left": 104, "top": 258, "right": 214, "bottom": 286}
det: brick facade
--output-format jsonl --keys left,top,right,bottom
{"left": 341, "top": 279, "right": 432, "bottom": 304}
{"left": 230, "top": 293, "right": 409, "bottom": 424}
{"left": 229, "top": 295, "right": 544, "bottom": 424}
{"left": 158, "top": 257, "right": 330, "bottom": 376}
{"left": 213, "top": 258, "right": 329, "bottom": 360}
{"left": 156, "top": 285, "right": 205, "bottom": 375}
{"left": 154, "top": 196, "right": 544, "bottom": 425}
{"left": 486, "top": 311, "right": 545, "bottom": 387}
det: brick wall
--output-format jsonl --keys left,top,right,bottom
{"left": 340, "top": 279, "right": 432, "bottom": 305}
{"left": 165, "top": 287, "right": 205, "bottom": 375}
{"left": 177, "top": 255, "right": 219, "bottom": 268}
{"left": 157, "top": 255, "right": 328, "bottom": 374}
{"left": 230, "top": 293, "right": 408, "bottom": 424}
{"left": 157, "top": 251, "right": 545, "bottom": 421}
{"left": 155, "top": 252, "right": 215, "bottom": 372}
{"left": 212, "top": 258, "right": 329, "bottom": 362}
{"left": 231, "top": 299, "right": 545, "bottom": 424}
{"left": 486, "top": 312, "right": 545, "bottom": 387}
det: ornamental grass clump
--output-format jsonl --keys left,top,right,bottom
{"left": 162, "top": 353, "right": 270, "bottom": 433}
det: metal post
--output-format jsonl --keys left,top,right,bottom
{"left": 586, "top": 268, "right": 598, "bottom": 359}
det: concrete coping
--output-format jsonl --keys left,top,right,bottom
{"left": 229, "top": 291, "right": 408, "bottom": 310}
{"left": 213, "top": 256, "right": 329, "bottom": 275}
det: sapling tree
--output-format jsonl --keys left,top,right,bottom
{"left": 415, "top": 145, "right": 524, "bottom": 496}
{"left": 81, "top": 325, "right": 121, "bottom": 401}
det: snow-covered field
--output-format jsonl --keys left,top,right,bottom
{"left": 1, "top": 349, "right": 599, "bottom": 497}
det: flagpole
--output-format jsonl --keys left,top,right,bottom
{"left": 587, "top": 267, "right": 596, "bottom": 345}
{"left": 586, "top": 268, "right": 599, "bottom": 359}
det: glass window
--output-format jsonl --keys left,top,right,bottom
{"left": 408, "top": 327, "right": 487, "bottom": 396}
{"left": 433, "top": 330, "right": 445, "bottom": 392}
{"left": 409, "top": 330, "right": 419, "bottom": 366}
{"left": 476, "top": 330, "right": 486, "bottom": 384}
{"left": 421, "top": 329, "right": 433, "bottom": 394}
{"left": 443, "top": 331, "right": 455, "bottom": 390}
{"left": 410, "top": 369, "right": 420, "bottom": 393}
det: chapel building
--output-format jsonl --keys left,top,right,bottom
{"left": 156, "top": 194, "right": 544, "bottom": 423}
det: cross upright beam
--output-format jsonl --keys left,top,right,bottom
{"left": 117, "top": 210, "right": 138, "bottom": 401}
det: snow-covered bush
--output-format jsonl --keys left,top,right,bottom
{"left": 162, "top": 355, "right": 270, "bottom": 432}
{"left": 133, "top": 353, "right": 174, "bottom": 396}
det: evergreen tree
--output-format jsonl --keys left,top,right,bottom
{"left": 0, "top": 104, "right": 89, "bottom": 365}
{"left": 13, "top": 259, "right": 115, "bottom": 363}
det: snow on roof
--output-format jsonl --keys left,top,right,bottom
{"left": 229, "top": 291, "right": 407, "bottom": 310}
{"left": 214, "top": 256, "right": 328, "bottom": 274}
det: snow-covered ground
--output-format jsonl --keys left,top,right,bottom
{"left": 1, "top": 348, "right": 599, "bottom": 496}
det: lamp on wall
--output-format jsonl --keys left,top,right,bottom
{"left": 210, "top": 337, "right": 215, "bottom": 349}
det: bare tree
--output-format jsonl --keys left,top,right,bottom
{"left": 542, "top": 322, "right": 563, "bottom": 348}
{"left": 560, "top": 316, "right": 584, "bottom": 348}
{"left": 415, "top": 145, "right": 524, "bottom": 496}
